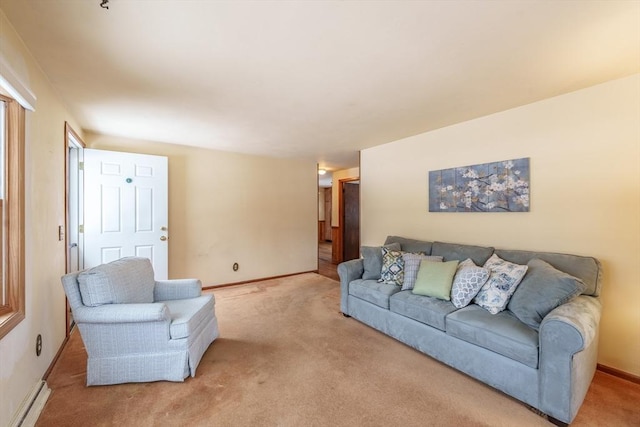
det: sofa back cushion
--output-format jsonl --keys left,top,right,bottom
{"left": 494, "top": 249, "right": 602, "bottom": 297}
{"left": 361, "top": 243, "right": 401, "bottom": 280}
{"left": 431, "top": 241, "right": 494, "bottom": 266}
{"left": 78, "top": 257, "right": 156, "bottom": 306}
{"left": 384, "top": 236, "right": 433, "bottom": 255}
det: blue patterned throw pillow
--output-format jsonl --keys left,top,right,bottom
{"left": 473, "top": 254, "right": 528, "bottom": 314}
{"left": 450, "top": 258, "right": 490, "bottom": 308}
{"left": 378, "top": 247, "right": 406, "bottom": 286}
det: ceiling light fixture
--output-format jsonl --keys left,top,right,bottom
{"left": 100, "top": 0, "right": 109, "bottom": 9}
{"left": 318, "top": 169, "right": 327, "bottom": 175}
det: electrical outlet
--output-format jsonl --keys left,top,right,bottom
{"left": 233, "top": 262, "right": 239, "bottom": 272}
{"left": 58, "top": 225, "right": 65, "bottom": 241}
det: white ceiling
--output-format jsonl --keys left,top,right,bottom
{"left": 1, "top": 1, "right": 638, "bottom": 171}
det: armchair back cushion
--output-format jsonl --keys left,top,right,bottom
{"left": 78, "top": 257, "right": 156, "bottom": 306}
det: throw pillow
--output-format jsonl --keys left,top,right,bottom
{"left": 474, "top": 254, "right": 528, "bottom": 314}
{"left": 362, "top": 243, "right": 401, "bottom": 280}
{"left": 412, "top": 260, "right": 459, "bottom": 300}
{"left": 401, "top": 253, "right": 443, "bottom": 291}
{"left": 507, "top": 258, "right": 587, "bottom": 330}
{"left": 450, "top": 258, "right": 491, "bottom": 308}
{"left": 378, "top": 247, "right": 406, "bottom": 286}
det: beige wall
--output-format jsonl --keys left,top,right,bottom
{"left": 0, "top": 10, "right": 82, "bottom": 426}
{"left": 86, "top": 133, "right": 318, "bottom": 286}
{"left": 361, "top": 74, "right": 640, "bottom": 376}
{"left": 331, "top": 167, "right": 360, "bottom": 226}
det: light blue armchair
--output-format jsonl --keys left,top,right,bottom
{"left": 61, "top": 257, "right": 219, "bottom": 386}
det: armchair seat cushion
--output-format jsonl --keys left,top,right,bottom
{"left": 165, "top": 295, "right": 216, "bottom": 339}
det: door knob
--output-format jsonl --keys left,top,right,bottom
{"left": 160, "top": 236, "right": 168, "bottom": 241}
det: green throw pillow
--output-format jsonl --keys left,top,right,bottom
{"left": 412, "top": 260, "right": 459, "bottom": 300}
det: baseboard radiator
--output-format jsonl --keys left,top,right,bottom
{"left": 9, "top": 380, "right": 51, "bottom": 427}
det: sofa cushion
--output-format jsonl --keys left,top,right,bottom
{"left": 390, "top": 291, "right": 458, "bottom": 331}
{"left": 412, "top": 260, "right": 459, "bottom": 300}
{"left": 451, "top": 259, "right": 491, "bottom": 309}
{"left": 474, "top": 254, "right": 528, "bottom": 314}
{"left": 431, "top": 242, "right": 494, "bottom": 266}
{"left": 362, "top": 243, "right": 401, "bottom": 280}
{"left": 507, "top": 259, "right": 587, "bottom": 330}
{"left": 495, "top": 249, "right": 602, "bottom": 297}
{"left": 165, "top": 295, "right": 215, "bottom": 339}
{"left": 380, "top": 247, "right": 415, "bottom": 286}
{"left": 384, "top": 236, "right": 433, "bottom": 255}
{"left": 446, "top": 304, "right": 539, "bottom": 368}
{"left": 401, "top": 253, "right": 443, "bottom": 291}
{"left": 78, "top": 257, "right": 155, "bottom": 307}
{"left": 349, "top": 279, "right": 401, "bottom": 309}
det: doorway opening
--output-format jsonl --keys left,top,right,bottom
{"left": 64, "top": 123, "right": 85, "bottom": 335}
{"left": 318, "top": 171, "right": 337, "bottom": 280}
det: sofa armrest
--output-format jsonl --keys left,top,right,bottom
{"left": 540, "top": 295, "right": 601, "bottom": 353}
{"left": 73, "top": 303, "right": 170, "bottom": 324}
{"left": 154, "top": 279, "right": 202, "bottom": 301}
{"left": 538, "top": 296, "right": 602, "bottom": 423}
{"left": 337, "top": 259, "right": 364, "bottom": 315}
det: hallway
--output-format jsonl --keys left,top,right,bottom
{"left": 318, "top": 241, "right": 339, "bottom": 281}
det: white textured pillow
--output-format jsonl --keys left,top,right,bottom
{"left": 450, "top": 258, "right": 490, "bottom": 308}
{"left": 473, "top": 254, "right": 528, "bottom": 314}
{"left": 401, "top": 253, "right": 443, "bottom": 291}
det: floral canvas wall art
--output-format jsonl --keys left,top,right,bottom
{"left": 429, "top": 158, "right": 530, "bottom": 212}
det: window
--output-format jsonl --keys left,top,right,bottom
{"left": 0, "top": 93, "right": 25, "bottom": 339}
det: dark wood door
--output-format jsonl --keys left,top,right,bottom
{"left": 342, "top": 182, "right": 360, "bottom": 261}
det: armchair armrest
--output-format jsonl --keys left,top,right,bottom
{"left": 337, "top": 259, "right": 364, "bottom": 315}
{"left": 538, "top": 295, "right": 602, "bottom": 423}
{"left": 73, "top": 303, "right": 170, "bottom": 324}
{"left": 154, "top": 279, "right": 202, "bottom": 301}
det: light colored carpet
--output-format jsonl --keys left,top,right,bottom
{"left": 37, "top": 273, "right": 639, "bottom": 426}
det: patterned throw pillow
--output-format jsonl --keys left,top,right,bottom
{"left": 473, "top": 254, "right": 528, "bottom": 314}
{"left": 401, "top": 253, "right": 443, "bottom": 291}
{"left": 379, "top": 247, "right": 406, "bottom": 286}
{"left": 450, "top": 258, "right": 491, "bottom": 308}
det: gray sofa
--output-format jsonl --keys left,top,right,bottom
{"left": 338, "top": 236, "right": 602, "bottom": 425}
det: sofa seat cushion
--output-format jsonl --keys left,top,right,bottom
{"left": 349, "top": 279, "right": 400, "bottom": 309}
{"left": 390, "top": 291, "right": 458, "bottom": 331}
{"left": 446, "top": 304, "right": 539, "bottom": 368}
{"left": 165, "top": 295, "right": 215, "bottom": 340}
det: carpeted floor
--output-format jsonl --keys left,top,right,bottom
{"left": 37, "top": 273, "right": 640, "bottom": 426}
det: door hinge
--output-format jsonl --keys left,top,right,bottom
{"left": 78, "top": 162, "right": 84, "bottom": 170}
{"left": 78, "top": 225, "right": 84, "bottom": 233}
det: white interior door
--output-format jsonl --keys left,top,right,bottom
{"left": 83, "top": 149, "right": 169, "bottom": 279}
{"left": 67, "top": 140, "right": 84, "bottom": 273}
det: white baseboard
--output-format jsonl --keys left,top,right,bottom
{"left": 9, "top": 380, "right": 51, "bottom": 427}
